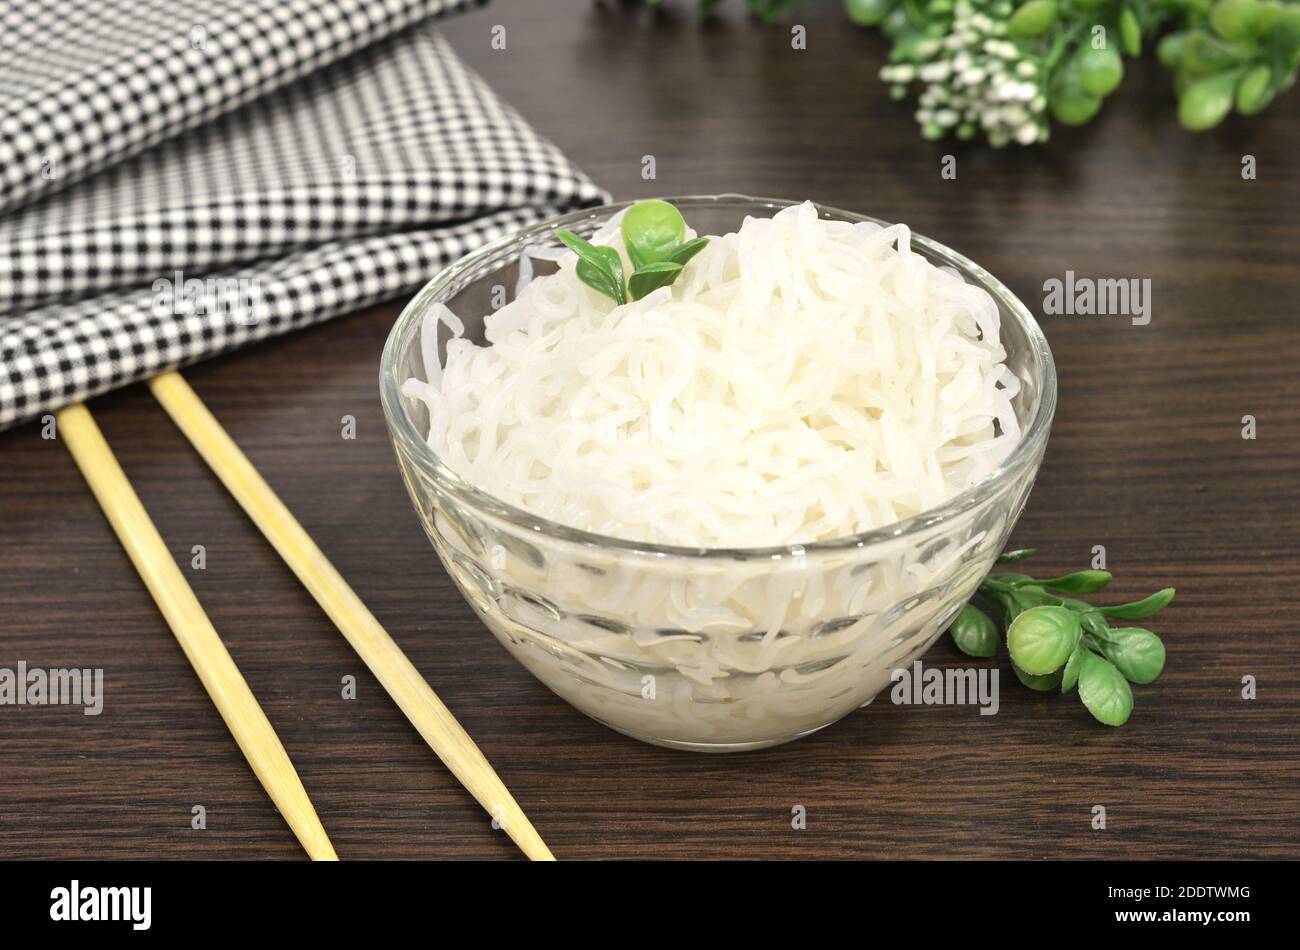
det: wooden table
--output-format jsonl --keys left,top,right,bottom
{"left": 2, "top": 0, "right": 1297, "bottom": 860}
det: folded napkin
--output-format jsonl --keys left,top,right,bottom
{"left": 0, "top": 0, "right": 606, "bottom": 430}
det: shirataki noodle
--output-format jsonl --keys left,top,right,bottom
{"left": 403, "top": 201, "right": 1021, "bottom": 548}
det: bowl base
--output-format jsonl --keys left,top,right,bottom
{"left": 594, "top": 717, "right": 835, "bottom": 753}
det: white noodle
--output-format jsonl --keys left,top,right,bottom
{"left": 409, "top": 202, "right": 1020, "bottom": 547}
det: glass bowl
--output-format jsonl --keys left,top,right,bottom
{"left": 380, "top": 195, "right": 1056, "bottom": 752}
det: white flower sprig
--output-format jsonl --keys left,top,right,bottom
{"left": 880, "top": 0, "right": 1050, "bottom": 146}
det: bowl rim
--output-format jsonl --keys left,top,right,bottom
{"left": 380, "top": 194, "right": 1056, "bottom": 560}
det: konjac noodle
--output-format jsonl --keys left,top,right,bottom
{"left": 403, "top": 201, "right": 1020, "bottom": 548}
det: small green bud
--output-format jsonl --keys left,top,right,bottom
{"left": 1100, "top": 628, "right": 1167, "bottom": 685}
{"left": 845, "top": 0, "right": 893, "bottom": 27}
{"left": 1007, "top": 0, "right": 1058, "bottom": 40}
{"left": 1180, "top": 71, "right": 1240, "bottom": 129}
{"left": 1014, "top": 663, "right": 1065, "bottom": 691}
{"left": 949, "top": 604, "right": 999, "bottom": 658}
{"left": 1157, "top": 32, "right": 1187, "bottom": 69}
{"left": 1049, "top": 63, "right": 1103, "bottom": 125}
{"left": 1078, "top": 652, "right": 1134, "bottom": 725}
{"left": 1008, "top": 606, "right": 1081, "bottom": 675}
{"left": 1210, "top": 0, "right": 1259, "bottom": 42}
{"left": 1078, "top": 45, "right": 1124, "bottom": 97}
{"left": 1180, "top": 31, "right": 1250, "bottom": 78}
{"left": 1235, "top": 64, "right": 1274, "bottom": 114}
{"left": 1119, "top": 9, "right": 1141, "bottom": 56}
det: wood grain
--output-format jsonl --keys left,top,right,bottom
{"left": 1, "top": 0, "right": 1297, "bottom": 860}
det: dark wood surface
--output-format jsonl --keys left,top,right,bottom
{"left": 2, "top": 0, "right": 1298, "bottom": 860}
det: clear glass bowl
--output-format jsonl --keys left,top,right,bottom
{"left": 380, "top": 195, "right": 1056, "bottom": 752}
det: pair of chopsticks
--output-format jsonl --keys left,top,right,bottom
{"left": 59, "top": 370, "right": 553, "bottom": 861}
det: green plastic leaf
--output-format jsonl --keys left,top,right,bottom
{"left": 995, "top": 548, "right": 1037, "bottom": 564}
{"left": 1179, "top": 33, "right": 1251, "bottom": 78}
{"left": 988, "top": 572, "right": 1034, "bottom": 585}
{"left": 1006, "top": 587, "right": 1061, "bottom": 621}
{"left": 555, "top": 229, "right": 626, "bottom": 305}
{"left": 979, "top": 589, "right": 1015, "bottom": 625}
{"left": 1119, "top": 9, "right": 1141, "bottom": 56}
{"left": 1061, "top": 643, "right": 1088, "bottom": 693}
{"left": 1037, "top": 570, "right": 1112, "bottom": 594}
{"left": 882, "top": 6, "right": 910, "bottom": 38}
{"left": 1157, "top": 31, "right": 1187, "bottom": 69}
{"left": 1259, "top": 4, "right": 1300, "bottom": 43}
{"left": 578, "top": 261, "right": 624, "bottom": 305}
{"left": 621, "top": 199, "right": 686, "bottom": 271}
{"left": 948, "top": 604, "right": 999, "bottom": 658}
{"left": 1049, "top": 61, "right": 1102, "bottom": 126}
{"left": 1013, "top": 663, "right": 1064, "bottom": 691}
{"left": 1179, "top": 71, "right": 1241, "bottom": 131}
{"left": 845, "top": 0, "right": 892, "bottom": 27}
{"left": 1007, "top": 606, "right": 1081, "bottom": 675}
{"left": 1100, "top": 628, "right": 1166, "bottom": 684}
{"left": 1078, "top": 45, "right": 1124, "bottom": 98}
{"left": 1007, "top": 0, "right": 1057, "bottom": 40}
{"left": 1275, "top": 8, "right": 1300, "bottom": 48}
{"left": 1059, "top": 602, "right": 1113, "bottom": 648}
{"left": 1078, "top": 608, "right": 1113, "bottom": 642}
{"left": 1099, "top": 588, "right": 1176, "bottom": 620}
{"left": 748, "top": 0, "right": 807, "bottom": 24}
{"left": 1235, "top": 64, "right": 1274, "bottom": 114}
{"left": 628, "top": 261, "right": 684, "bottom": 300}
{"left": 1211, "top": 0, "right": 1260, "bottom": 42}
{"left": 668, "top": 237, "right": 710, "bottom": 269}
{"left": 1078, "top": 652, "right": 1134, "bottom": 725}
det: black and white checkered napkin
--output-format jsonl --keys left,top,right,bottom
{"left": 0, "top": 0, "right": 607, "bottom": 430}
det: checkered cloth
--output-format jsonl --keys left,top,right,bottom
{"left": 0, "top": 0, "right": 606, "bottom": 430}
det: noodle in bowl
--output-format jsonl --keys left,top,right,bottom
{"left": 381, "top": 196, "right": 1055, "bottom": 751}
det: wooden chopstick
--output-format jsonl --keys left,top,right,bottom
{"left": 147, "top": 371, "right": 555, "bottom": 861}
{"left": 56, "top": 402, "right": 338, "bottom": 861}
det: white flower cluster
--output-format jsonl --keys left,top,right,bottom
{"left": 880, "top": 0, "right": 1049, "bottom": 147}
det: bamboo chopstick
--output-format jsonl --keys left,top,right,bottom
{"left": 57, "top": 402, "right": 338, "bottom": 862}
{"left": 147, "top": 371, "right": 554, "bottom": 861}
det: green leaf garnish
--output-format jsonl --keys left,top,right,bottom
{"left": 948, "top": 604, "right": 998, "bottom": 658}
{"left": 945, "top": 551, "right": 1175, "bottom": 726}
{"left": 1099, "top": 588, "right": 1176, "bottom": 620}
{"left": 555, "top": 200, "right": 707, "bottom": 306}
{"left": 667, "top": 236, "right": 710, "bottom": 268}
{"left": 628, "top": 261, "right": 684, "bottom": 300}
{"left": 621, "top": 199, "right": 687, "bottom": 270}
{"left": 555, "top": 228, "right": 626, "bottom": 305}
{"left": 1077, "top": 652, "right": 1134, "bottom": 726}
{"left": 1099, "top": 628, "right": 1166, "bottom": 685}
{"left": 1007, "top": 605, "right": 1080, "bottom": 675}
{"left": 1013, "top": 663, "right": 1064, "bottom": 692}
{"left": 1060, "top": 643, "right": 1087, "bottom": 693}
{"left": 1004, "top": 585, "right": 1060, "bottom": 620}
{"left": 1033, "top": 569, "right": 1112, "bottom": 594}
